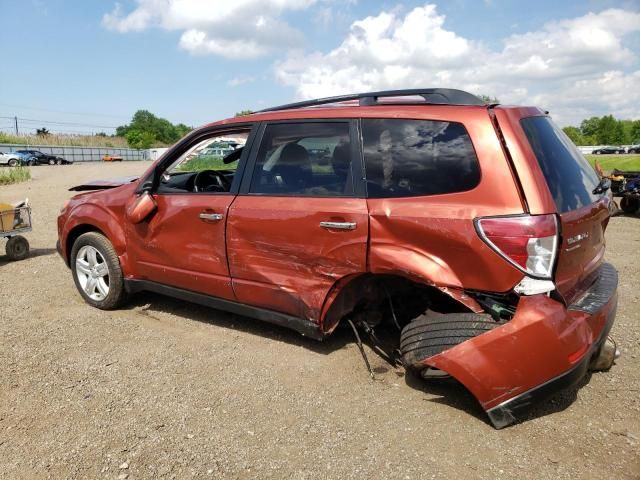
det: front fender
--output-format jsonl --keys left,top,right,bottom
{"left": 62, "top": 202, "right": 128, "bottom": 271}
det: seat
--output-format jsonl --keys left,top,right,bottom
{"left": 331, "top": 142, "right": 352, "bottom": 194}
{"left": 272, "top": 143, "right": 312, "bottom": 192}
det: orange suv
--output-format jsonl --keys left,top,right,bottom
{"left": 57, "top": 89, "right": 619, "bottom": 428}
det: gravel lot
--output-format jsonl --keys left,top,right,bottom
{"left": 1, "top": 162, "right": 638, "bottom": 479}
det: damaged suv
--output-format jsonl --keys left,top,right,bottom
{"left": 57, "top": 89, "right": 619, "bottom": 428}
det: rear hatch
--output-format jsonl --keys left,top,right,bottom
{"left": 519, "top": 115, "right": 610, "bottom": 301}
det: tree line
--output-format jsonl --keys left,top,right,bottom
{"left": 116, "top": 110, "right": 192, "bottom": 149}
{"left": 562, "top": 115, "right": 640, "bottom": 146}
{"left": 116, "top": 109, "right": 255, "bottom": 149}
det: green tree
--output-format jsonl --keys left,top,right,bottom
{"left": 479, "top": 94, "right": 500, "bottom": 104}
{"left": 596, "top": 115, "right": 623, "bottom": 145}
{"left": 235, "top": 110, "right": 254, "bottom": 116}
{"left": 125, "top": 130, "right": 155, "bottom": 149}
{"left": 174, "top": 123, "right": 192, "bottom": 138}
{"left": 562, "top": 126, "right": 584, "bottom": 145}
{"left": 629, "top": 120, "right": 640, "bottom": 144}
{"left": 580, "top": 116, "right": 601, "bottom": 139}
{"left": 117, "top": 110, "right": 191, "bottom": 145}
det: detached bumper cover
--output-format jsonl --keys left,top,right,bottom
{"left": 423, "top": 263, "right": 618, "bottom": 428}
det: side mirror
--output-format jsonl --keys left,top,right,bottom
{"left": 126, "top": 191, "right": 157, "bottom": 224}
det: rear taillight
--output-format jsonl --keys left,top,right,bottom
{"left": 475, "top": 214, "right": 558, "bottom": 279}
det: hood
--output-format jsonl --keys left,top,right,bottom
{"left": 69, "top": 175, "right": 139, "bottom": 191}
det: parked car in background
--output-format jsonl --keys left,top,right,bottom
{"left": 102, "top": 154, "right": 123, "bottom": 162}
{"left": 592, "top": 146, "right": 625, "bottom": 154}
{"left": 15, "top": 149, "right": 71, "bottom": 165}
{"left": 57, "top": 88, "right": 619, "bottom": 429}
{"left": 627, "top": 145, "right": 640, "bottom": 154}
{"left": 0, "top": 152, "right": 23, "bottom": 167}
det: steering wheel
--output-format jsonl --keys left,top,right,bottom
{"left": 193, "top": 169, "right": 231, "bottom": 192}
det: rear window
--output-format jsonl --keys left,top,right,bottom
{"left": 521, "top": 116, "right": 599, "bottom": 213}
{"left": 362, "top": 119, "right": 480, "bottom": 198}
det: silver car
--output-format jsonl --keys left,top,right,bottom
{"left": 0, "top": 152, "right": 23, "bottom": 167}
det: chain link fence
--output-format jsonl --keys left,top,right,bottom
{"left": 0, "top": 144, "right": 148, "bottom": 162}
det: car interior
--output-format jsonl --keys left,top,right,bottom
{"left": 157, "top": 131, "right": 248, "bottom": 194}
{"left": 250, "top": 123, "right": 354, "bottom": 196}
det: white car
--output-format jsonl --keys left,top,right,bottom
{"left": 0, "top": 152, "right": 22, "bottom": 167}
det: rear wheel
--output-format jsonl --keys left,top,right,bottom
{"left": 5, "top": 235, "right": 29, "bottom": 260}
{"left": 70, "top": 232, "right": 126, "bottom": 309}
{"left": 620, "top": 196, "right": 639, "bottom": 214}
{"left": 8, "top": 158, "right": 18, "bottom": 167}
{"left": 56, "top": 159, "right": 63, "bottom": 165}
{"left": 400, "top": 312, "right": 502, "bottom": 378}
{"left": 48, "top": 158, "right": 55, "bottom": 165}
{"left": 28, "top": 159, "right": 35, "bottom": 166}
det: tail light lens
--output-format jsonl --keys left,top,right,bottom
{"left": 475, "top": 214, "right": 558, "bottom": 279}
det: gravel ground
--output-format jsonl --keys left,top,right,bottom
{"left": 0, "top": 162, "right": 638, "bottom": 479}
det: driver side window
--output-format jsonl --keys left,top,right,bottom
{"left": 157, "top": 130, "right": 249, "bottom": 194}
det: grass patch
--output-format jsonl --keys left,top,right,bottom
{"left": 0, "top": 132, "right": 133, "bottom": 148}
{"left": 0, "top": 166, "right": 31, "bottom": 186}
{"left": 585, "top": 154, "right": 640, "bottom": 171}
{"left": 176, "top": 155, "right": 237, "bottom": 172}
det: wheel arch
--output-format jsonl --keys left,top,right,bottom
{"left": 63, "top": 204, "right": 128, "bottom": 270}
{"left": 65, "top": 224, "right": 106, "bottom": 263}
{"left": 319, "top": 272, "right": 481, "bottom": 334}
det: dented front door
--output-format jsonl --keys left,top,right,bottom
{"left": 227, "top": 198, "right": 368, "bottom": 321}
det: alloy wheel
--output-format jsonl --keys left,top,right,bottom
{"left": 75, "top": 245, "right": 110, "bottom": 301}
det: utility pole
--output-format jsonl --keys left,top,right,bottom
{"left": 14, "top": 116, "right": 18, "bottom": 136}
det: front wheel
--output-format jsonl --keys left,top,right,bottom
{"left": 5, "top": 235, "right": 29, "bottom": 260}
{"left": 70, "top": 232, "right": 126, "bottom": 309}
{"left": 56, "top": 159, "right": 63, "bottom": 165}
{"left": 8, "top": 158, "right": 18, "bottom": 167}
{"left": 28, "top": 160, "right": 35, "bottom": 166}
{"left": 48, "top": 158, "right": 55, "bottom": 165}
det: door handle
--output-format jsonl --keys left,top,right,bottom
{"left": 319, "top": 221, "right": 356, "bottom": 230}
{"left": 199, "top": 212, "right": 224, "bottom": 222}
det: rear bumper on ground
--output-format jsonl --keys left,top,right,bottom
{"left": 424, "top": 263, "right": 618, "bottom": 428}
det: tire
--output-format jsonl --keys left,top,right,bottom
{"left": 28, "top": 160, "right": 35, "bottom": 166}
{"left": 8, "top": 158, "right": 18, "bottom": 167}
{"left": 5, "top": 235, "right": 29, "bottom": 261}
{"left": 56, "top": 159, "right": 62, "bottom": 165}
{"left": 620, "top": 196, "right": 640, "bottom": 215}
{"left": 70, "top": 232, "right": 126, "bottom": 310}
{"left": 48, "top": 158, "right": 55, "bottom": 165}
{"left": 400, "top": 312, "right": 502, "bottom": 375}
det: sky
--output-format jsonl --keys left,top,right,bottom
{"left": 1, "top": 0, "right": 639, "bottom": 135}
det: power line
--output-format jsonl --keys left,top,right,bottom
{"left": 0, "top": 102, "right": 130, "bottom": 120}
{"left": 0, "top": 116, "right": 118, "bottom": 129}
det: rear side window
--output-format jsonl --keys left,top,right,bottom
{"left": 362, "top": 119, "right": 480, "bottom": 198}
{"left": 521, "top": 116, "right": 599, "bottom": 213}
{"left": 249, "top": 122, "right": 353, "bottom": 196}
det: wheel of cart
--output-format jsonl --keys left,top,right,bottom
{"left": 0, "top": 202, "right": 32, "bottom": 261}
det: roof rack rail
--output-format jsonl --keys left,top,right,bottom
{"left": 259, "top": 88, "right": 485, "bottom": 112}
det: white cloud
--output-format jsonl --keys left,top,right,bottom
{"left": 276, "top": 5, "right": 640, "bottom": 125}
{"left": 227, "top": 75, "right": 256, "bottom": 87}
{"left": 103, "top": 0, "right": 317, "bottom": 58}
